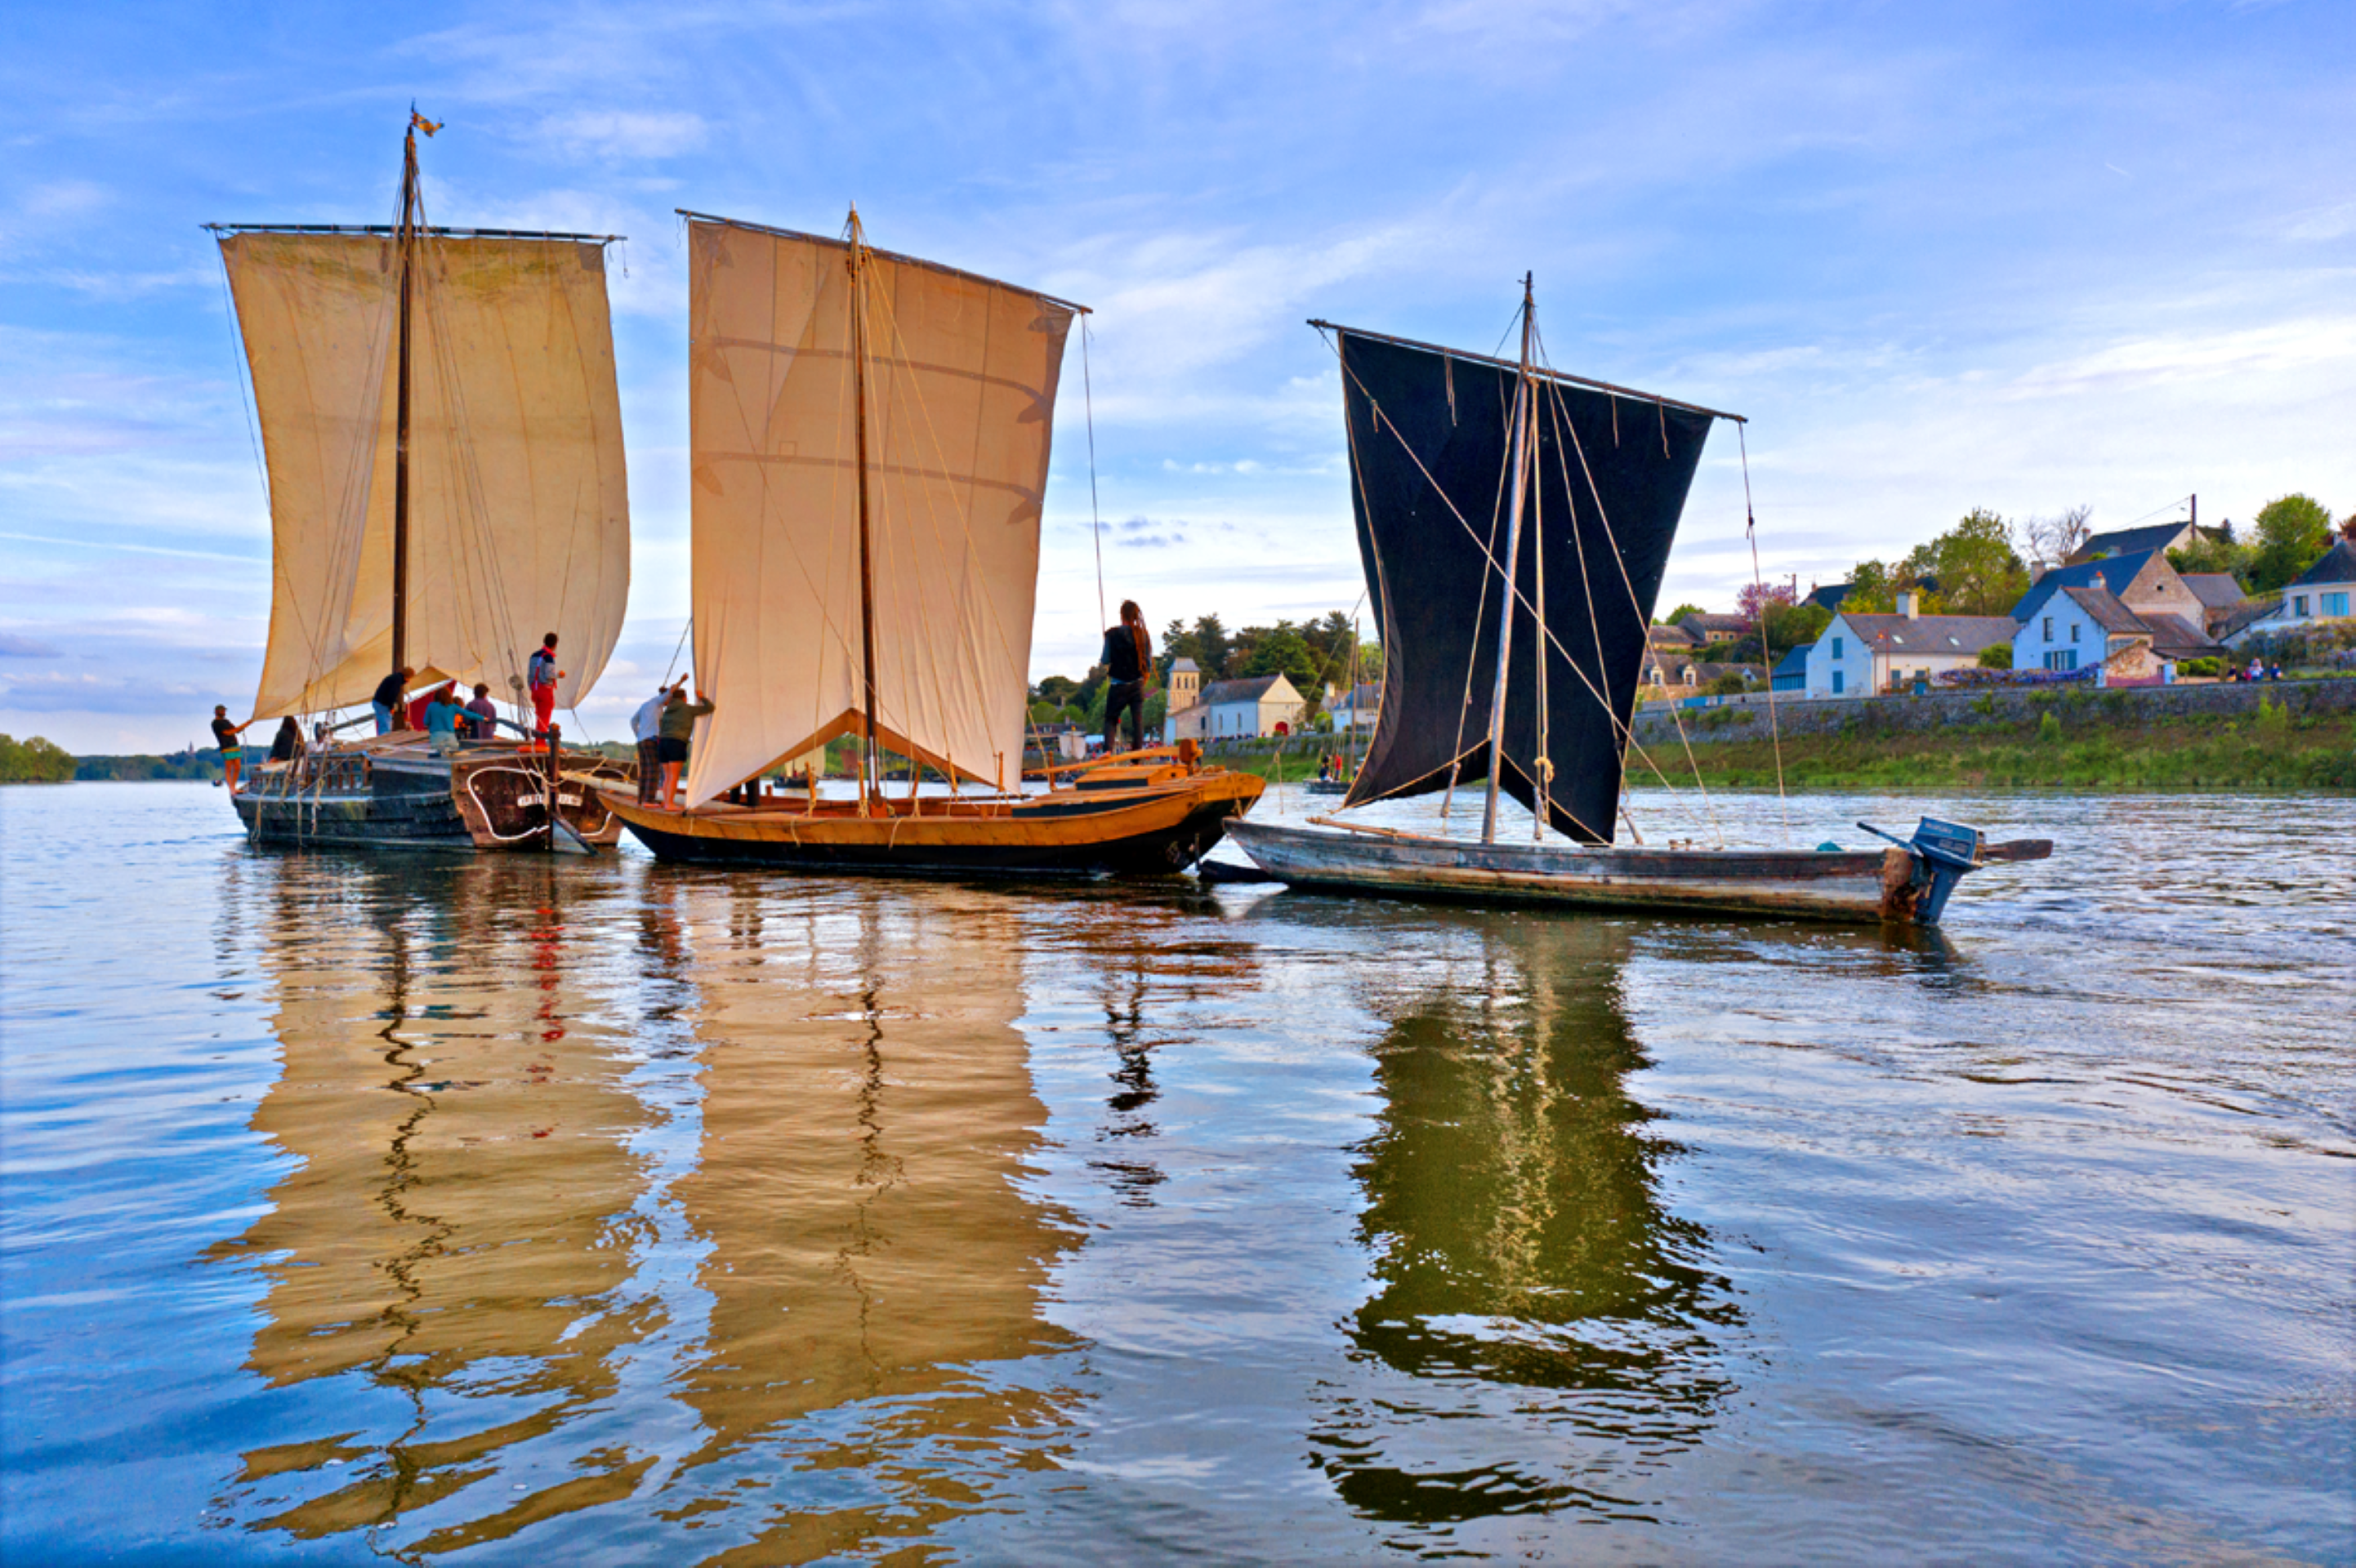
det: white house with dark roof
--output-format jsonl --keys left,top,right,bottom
{"left": 2223, "top": 539, "right": 2356, "bottom": 646}
{"left": 2012, "top": 586, "right": 2220, "bottom": 675}
{"left": 1326, "top": 680, "right": 1381, "bottom": 734}
{"left": 2067, "top": 519, "right": 2199, "bottom": 564}
{"left": 2012, "top": 548, "right": 2208, "bottom": 633}
{"left": 1804, "top": 593, "right": 2018, "bottom": 697}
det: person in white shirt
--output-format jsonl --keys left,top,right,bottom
{"left": 632, "top": 682, "right": 677, "bottom": 804}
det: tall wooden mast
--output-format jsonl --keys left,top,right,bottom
{"left": 1479, "top": 274, "right": 1536, "bottom": 844}
{"left": 390, "top": 118, "right": 421, "bottom": 678}
{"left": 846, "top": 207, "right": 882, "bottom": 813}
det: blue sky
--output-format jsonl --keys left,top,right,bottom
{"left": 2, "top": 0, "right": 2350, "bottom": 752}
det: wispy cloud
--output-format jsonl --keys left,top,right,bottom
{"left": 538, "top": 109, "right": 707, "bottom": 159}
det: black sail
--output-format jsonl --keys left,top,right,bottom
{"left": 1337, "top": 329, "right": 1716, "bottom": 843}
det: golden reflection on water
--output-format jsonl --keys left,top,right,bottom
{"left": 211, "top": 858, "right": 1078, "bottom": 1562}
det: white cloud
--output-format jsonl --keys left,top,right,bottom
{"left": 539, "top": 109, "right": 708, "bottom": 159}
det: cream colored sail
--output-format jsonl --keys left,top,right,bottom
{"left": 221, "top": 230, "right": 630, "bottom": 719}
{"left": 680, "top": 216, "right": 1076, "bottom": 804}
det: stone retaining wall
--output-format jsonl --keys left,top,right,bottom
{"left": 1629, "top": 676, "right": 2354, "bottom": 747}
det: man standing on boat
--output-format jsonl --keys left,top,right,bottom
{"left": 1100, "top": 599, "right": 1152, "bottom": 755}
{"left": 528, "top": 633, "right": 565, "bottom": 737}
{"left": 210, "top": 706, "right": 253, "bottom": 791}
{"left": 657, "top": 683, "right": 715, "bottom": 810}
{"left": 371, "top": 667, "right": 413, "bottom": 735}
{"left": 631, "top": 681, "right": 676, "bottom": 806}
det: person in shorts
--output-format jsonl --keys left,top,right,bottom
{"left": 211, "top": 706, "right": 253, "bottom": 790}
{"left": 658, "top": 683, "right": 715, "bottom": 809}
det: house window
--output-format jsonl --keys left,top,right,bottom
{"left": 2041, "top": 616, "right": 2052, "bottom": 640}
{"left": 1832, "top": 636, "right": 1844, "bottom": 658}
{"left": 1832, "top": 670, "right": 1845, "bottom": 694}
{"left": 2044, "top": 651, "right": 2077, "bottom": 671}
{"left": 2325, "top": 592, "right": 2351, "bottom": 617}
{"left": 2069, "top": 622, "right": 2079, "bottom": 644}
{"left": 2294, "top": 595, "right": 2309, "bottom": 617}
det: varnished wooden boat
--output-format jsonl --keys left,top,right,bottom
{"left": 1226, "top": 815, "right": 2051, "bottom": 926}
{"left": 607, "top": 747, "right": 1262, "bottom": 875}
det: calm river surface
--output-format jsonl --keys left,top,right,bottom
{"left": 2, "top": 782, "right": 2349, "bottom": 1565}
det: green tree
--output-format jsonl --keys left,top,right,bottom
{"left": 2248, "top": 492, "right": 2334, "bottom": 593}
{"left": 0, "top": 734, "right": 76, "bottom": 783}
{"left": 1841, "top": 560, "right": 1899, "bottom": 615}
{"left": 1243, "top": 626, "right": 1323, "bottom": 704}
{"left": 2169, "top": 523, "right": 2254, "bottom": 589}
{"left": 1761, "top": 599, "right": 1832, "bottom": 658}
{"left": 1661, "top": 603, "right": 1706, "bottom": 627}
{"left": 1908, "top": 508, "right": 2028, "bottom": 616}
{"left": 1977, "top": 644, "right": 2013, "bottom": 670}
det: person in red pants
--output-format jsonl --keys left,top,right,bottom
{"left": 527, "top": 633, "right": 565, "bottom": 737}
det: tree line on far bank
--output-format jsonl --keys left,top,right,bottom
{"left": 1030, "top": 610, "right": 1383, "bottom": 731}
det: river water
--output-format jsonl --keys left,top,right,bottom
{"left": 2, "top": 782, "right": 2349, "bottom": 1565}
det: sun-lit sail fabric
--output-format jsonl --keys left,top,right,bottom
{"left": 1339, "top": 330, "right": 1714, "bottom": 843}
{"left": 221, "top": 231, "right": 630, "bottom": 719}
{"left": 680, "top": 217, "right": 1074, "bottom": 805}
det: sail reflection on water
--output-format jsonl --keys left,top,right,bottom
{"left": 650, "top": 876, "right": 1082, "bottom": 1560}
{"left": 1283, "top": 906, "right": 1742, "bottom": 1526}
{"left": 212, "top": 858, "right": 660, "bottom": 1548}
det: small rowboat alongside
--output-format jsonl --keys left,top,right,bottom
{"left": 1228, "top": 814, "right": 2050, "bottom": 926}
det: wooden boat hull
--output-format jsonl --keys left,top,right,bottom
{"left": 234, "top": 742, "right": 633, "bottom": 853}
{"left": 1224, "top": 817, "right": 2048, "bottom": 926}
{"left": 606, "top": 769, "right": 1264, "bottom": 877}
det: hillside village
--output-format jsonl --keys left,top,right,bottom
{"left": 1025, "top": 493, "right": 2354, "bottom": 754}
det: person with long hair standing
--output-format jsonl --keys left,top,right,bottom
{"left": 1100, "top": 599, "right": 1152, "bottom": 755}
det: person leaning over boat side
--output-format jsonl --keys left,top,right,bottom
{"left": 528, "top": 633, "right": 565, "bottom": 737}
{"left": 210, "top": 706, "right": 253, "bottom": 791}
{"left": 371, "top": 667, "right": 413, "bottom": 735}
{"left": 423, "top": 688, "right": 466, "bottom": 755}
{"left": 268, "top": 715, "right": 302, "bottom": 764}
{"left": 462, "top": 683, "right": 498, "bottom": 740}
{"left": 631, "top": 681, "right": 676, "bottom": 805}
{"left": 1100, "top": 599, "right": 1152, "bottom": 755}
{"left": 658, "top": 683, "right": 715, "bottom": 810}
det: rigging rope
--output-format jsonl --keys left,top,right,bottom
{"left": 1739, "top": 421, "right": 1789, "bottom": 844}
{"left": 1082, "top": 316, "right": 1107, "bottom": 634}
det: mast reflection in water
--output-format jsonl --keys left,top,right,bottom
{"left": 1292, "top": 906, "right": 1740, "bottom": 1527}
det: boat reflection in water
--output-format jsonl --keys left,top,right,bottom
{"left": 210, "top": 860, "right": 1078, "bottom": 1561}
{"left": 1261, "top": 901, "right": 1745, "bottom": 1531}
{"left": 658, "top": 875, "right": 1081, "bottom": 1560}
{"left": 212, "top": 856, "right": 659, "bottom": 1551}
